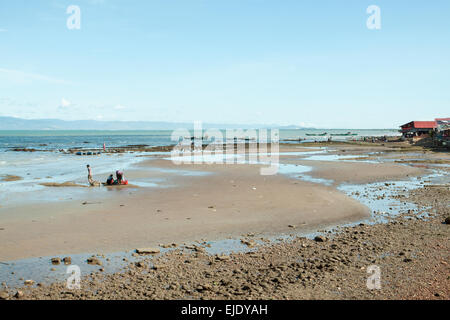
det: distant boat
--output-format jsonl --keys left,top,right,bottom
{"left": 330, "top": 132, "right": 358, "bottom": 136}
{"left": 305, "top": 132, "right": 327, "bottom": 136}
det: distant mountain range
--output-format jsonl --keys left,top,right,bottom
{"left": 0, "top": 116, "right": 311, "bottom": 130}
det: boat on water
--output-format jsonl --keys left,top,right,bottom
{"left": 330, "top": 132, "right": 358, "bottom": 136}
{"left": 305, "top": 132, "right": 327, "bottom": 136}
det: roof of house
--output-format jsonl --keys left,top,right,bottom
{"left": 400, "top": 121, "right": 437, "bottom": 129}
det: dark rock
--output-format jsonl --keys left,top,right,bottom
{"left": 241, "top": 239, "right": 256, "bottom": 247}
{"left": 314, "top": 236, "right": 327, "bottom": 242}
{"left": 152, "top": 264, "right": 166, "bottom": 270}
{"left": 87, "top": 257, "right": 102, "bottom": 266}
{"left": 216, "top": 254, "right": 230, "bottom": 261}
{"left": 197, "top": 284, "right": 212, "bottom": 291}
{"left": 135, "top": 248, "right": 160, "bottom": 255}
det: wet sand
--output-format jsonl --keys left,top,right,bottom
{"left": 39, "top": 182, "right": 88, "bottom": 188}
{"left": 297, "top": 160, "right": 425, "bottom": 185}
{"left": 6, "top": 177, "right": 449, "bottom": 300}
{"left": 0, "top": 175, "right": 23, "bottom": 182}
{"left": 0, "top": 145, "right": 429, "bottom": 262}
{"left": 0, "top": 159, "right": 371, "bottom": 261}
{"left": 0, "top": 142, "right": 448, "bottom": 300}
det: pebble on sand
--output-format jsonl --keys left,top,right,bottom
{"left": 216, "top": 254, "right": 230, "bottom": 261}
{"left": 314, "top": 235, "right": 327, "bottom": 242}
{"left": 0, "top": 291, "right": 9, "bottom": 300}
{"left": 135, "top": 248, "right": 160, "bottom": 255}
{"left": 87, "top": 257, "right": 102, "bottom": 266}
{"left": 241, "top": 239, "right": 256, "bottom": 247}
{"left": 15, "top": 290, "right": 24, "bottom": 298}
{"left": 152, "top": 264, "right": 166, "bottom": 270}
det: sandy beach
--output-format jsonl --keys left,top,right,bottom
{"left": 18, "top": 183, "right": 449, "bottom": 300}
{"left": 0, "top": 144, "right": 428, "bottom": 262}
{"left": 1, "top": 139, "right": 448, "bottom": 300}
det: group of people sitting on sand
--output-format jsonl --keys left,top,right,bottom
{"left": 105, "top": 170, "right": 127, "bottom": 185}
{"left": 87, "top": 164, "right": 128, "bottom": 186}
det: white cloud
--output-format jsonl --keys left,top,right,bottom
{"left": 60, "top": 98, "right": 71, "bottom": 108}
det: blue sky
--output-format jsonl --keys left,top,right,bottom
{"left": 0, "top": 0, "right": 449, "bottom": 128}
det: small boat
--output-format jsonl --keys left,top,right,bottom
{"left": 305, "top": 133, "right": 327, "bottom": 136}
{"left": 330, "top": 132, "right": 358, "bottom": 136}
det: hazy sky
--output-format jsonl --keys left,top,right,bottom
{"left": 0, "top": 0, "right": 449, "bottom": 128}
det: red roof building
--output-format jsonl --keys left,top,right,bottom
{"left": 400, "top": 121, "right": 436, "bottom": 139}
{"left": 400, "top": 121, "right": 437, "bottom": 131}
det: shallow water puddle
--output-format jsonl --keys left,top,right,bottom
{"left": 303, "top": 154, "right": 380, "bottom": 164}
{"left": 0, "top": 251, "right": 141, "bottom": 290}
{"left": 0, "top": 151, "right": 149, "bottom": 207}
{"left": 337, "top": 171, "right": 446, "bottom": 224}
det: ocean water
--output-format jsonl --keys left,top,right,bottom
{"left": 0, "top": 128, "right": 399, "bottom": 151}
{"left": 0, "top": 129, "right": 399, "bottom": 208}
{"left": 0, "top": 130, "right": 175, "bottom": 152}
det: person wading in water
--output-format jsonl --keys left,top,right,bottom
{"left": 86, "top": 164, "right": 100, "bottom": 187}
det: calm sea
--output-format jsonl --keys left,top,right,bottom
{"left": 0, "top": 128, "right": 399, "bottom": 208}
{"left": 0, "top": 129, "right": 399, "bottom": 152}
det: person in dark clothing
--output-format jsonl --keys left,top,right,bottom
{"left": 106, "top": 174, "right": 115, "bottom": 185}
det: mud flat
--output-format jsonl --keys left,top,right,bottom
{"left": 0, "top": 175, "right": 23, "bottom": 182}
{"left": 39, "top": 182, "right": 88, "bottom": 188}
